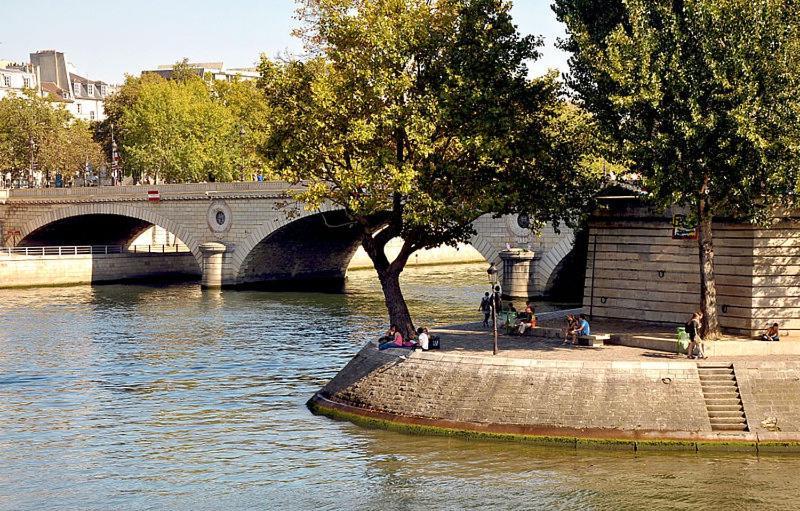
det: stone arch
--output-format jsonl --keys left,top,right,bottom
{"left": 16, "top": 202, "right": 203, "bottom": 263}
{"left": 232, "top": 207, "right": 362, "bottom": 288}
{"left": 536, "top": 231, "right": 576, "bottom": 295}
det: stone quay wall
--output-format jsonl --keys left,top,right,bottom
{"left": 311, "top": 345, "right": 800, "bottom": 451}
{"left": 584, "top": 203, "right": 800, "bottom": 336}
{"left": 0, "top": 252, "right": 200, "bottom": 288}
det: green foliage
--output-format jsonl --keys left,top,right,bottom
{"left": 212, "top": 79, "right": 274, "bottom": 180}
{"left": 260, "top": 0, "right": 601, "bottom": 333}
{"left": 0, "top": 90, "right": 104, "bottom": 180}
{"left": 554, "top": 0, "right": 800, "bottom": 221}
{"left": 120, "top": 74, "right": 239, "bottom": 183}
{"left": 261, "top": 0, "right": 599, "bottom": 256}
{"left": 98, "top": 65, "right": 273, "bottom": 183}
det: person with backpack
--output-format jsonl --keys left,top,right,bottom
{"left": 479, "top": 292, "right": 492, "bottom": 327}
{"left": 685, "top": 311, "right": 707, "bottom": 359}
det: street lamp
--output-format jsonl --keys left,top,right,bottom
{"left": 487, "top": 262, "right": 499, "bottom": 355}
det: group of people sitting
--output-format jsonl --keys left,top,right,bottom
{"left": 378, "top": 325, "right": 434, "bottom": 351}
{"left": 564, "top": 313, "right": 591, "bottom": 344}
{"left": 509, "top": 302, "right": 538, "bottom": 335}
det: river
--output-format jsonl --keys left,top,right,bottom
{"left": 1, "top": 263, "right": 799, "bottom": 510}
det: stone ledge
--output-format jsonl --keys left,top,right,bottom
{"left": 309, "top": 393, "right": 800, "bottom": 453}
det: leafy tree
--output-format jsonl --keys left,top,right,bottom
{"left": 121, "top": 75, "right": 239, "bottom": 183}
{"left": 0, "top": 90, "right": 104, "bottom": 183}
{"left": 212, "top": 79, "right": 274, "bottom": 180}
{"left": 39, "top": 120, "right": 105, "bottom": 181}
{"left": 554, "top": 0, "right": 800, "bottom": 336}
{"left": 259, "top": 0, "right": 600, "bottom": 336}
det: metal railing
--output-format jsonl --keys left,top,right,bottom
{"left": 0, "top": 244, "right": 191, "bottom": 256}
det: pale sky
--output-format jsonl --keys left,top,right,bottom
{"left": 0, "top": 0, "right": 569, "bottom": 84}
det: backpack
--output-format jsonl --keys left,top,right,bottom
{"left": 480, "top": 297, "right": 490, "bottom": 311}
{"left": 685, "top": 319, "right": 696, "bottom": 336}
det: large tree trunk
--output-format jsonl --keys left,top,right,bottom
{"left": 360, "top": 227, "right": 416, "bottom": 339}
{"left": 376, "top": 267, "right": 415, "bottom": 338}
{"left": 697, "top": 179, "right": 720, "bottom": 339}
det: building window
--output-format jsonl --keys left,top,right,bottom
{"left": 87, "top": 83, "right": 94, "bottom": 95}
{"left": 23, "top": 77, "right": 30, "bottom": 88}
{"left": 2, "top": 75, "right": 9, "bottom": 87}
{"left": 100, "top": 84, "right": 107, "bottom": 96}
{"left": 73, "top": 82, "right": 81, "bottom": 96}
{"left": 77, "top": 104, "right": 82, "bottom": 114}
{"left": 90, "top": 111, "right": 95, "bottom": 120}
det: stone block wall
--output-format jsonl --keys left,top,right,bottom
{"left": 322, "top": 346, "right": 710, "bottom": 433}
{"left": 736, "top": 362, "right": 800, "bottom": 433}
{"left": 583, "top": 203, "right": 800, "bottom": 336}
{"left": 0, "top": 252, "right": 200, "bottom": 288}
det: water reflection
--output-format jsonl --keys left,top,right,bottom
{"left": 0, "top": 264, "right": 798, "bottom": 510}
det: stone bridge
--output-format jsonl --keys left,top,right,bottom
{"left": 0, "top": 182, "right": 574, "bottom": 295}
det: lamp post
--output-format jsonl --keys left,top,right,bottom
{"left": 487, "top": 262, "right": 499, "bottom": 355}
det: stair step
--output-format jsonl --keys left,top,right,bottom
{"left": 699, "top": 368, "right": 735, "bottom": 376}
{"left": 705, "top": 398, "right": 742, "bottom": 404}
{"left": 712, "top": 424, "right": 749, "bottom": 431}
{"left": 700, "top": 374, "right": 736, "bottom": 381}
{"left": 709, "top": 410, "right": 746, "bottom": 418}
{"left": 707, "top": 405, "right": 744, "bottom": 412}
{"left": 702, "top": 385, "right": 739, "bottom": 394}
{"left": 709, "top": 416, "right": 748, "bottom": 424}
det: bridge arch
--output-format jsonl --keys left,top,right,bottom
{"left": 16, "top": 202, "right": 203, "bottom": 262}
{"left": 232, "top": 207, "right": 363, "bottom": 288}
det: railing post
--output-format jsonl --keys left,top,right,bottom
{"left": 105, "top": 245, "right": 108, "bottom": 255}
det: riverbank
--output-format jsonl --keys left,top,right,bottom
{"left": 310, "top": 321, "right": 800, "bottom": 452}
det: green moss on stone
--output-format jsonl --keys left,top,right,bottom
{"left": 635, "top": 440, "right": 698, "bottom": 452}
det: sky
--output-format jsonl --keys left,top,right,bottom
{"left": 0, "top": 0, "right": 570, "bottom": 84}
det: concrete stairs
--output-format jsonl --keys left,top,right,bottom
{"left": 698, "top": 364, "right": 748, "bottom": 432}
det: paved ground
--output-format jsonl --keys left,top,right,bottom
{"left": 431, "top": 320, "right": 800, "bottom": 362}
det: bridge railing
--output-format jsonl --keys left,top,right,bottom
{"left": 0, "top": 244, "right": 191, "bottom": 256}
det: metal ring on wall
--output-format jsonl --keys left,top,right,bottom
{"left": 657, "top": 270, "right": 666, "bottom": 278}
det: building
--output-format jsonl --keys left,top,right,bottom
{"left": 0, "top": 61, "right": 39, "bottom": 99}
{"left": 142, "top": 61, "right": 259, "bottom": 82}
{"left": 29, "top": 50, "right": 114, "bottom": 122}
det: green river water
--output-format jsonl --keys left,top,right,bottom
{"left": 0, "top": 263, "right": 798, "bottom": 510}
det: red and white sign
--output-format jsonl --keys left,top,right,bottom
{"left": 147, "top": 190, "right": 160, "bottom": 202}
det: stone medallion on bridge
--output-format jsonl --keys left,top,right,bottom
{"left": 207, "top": 200, "right": 232, "bottom": 235}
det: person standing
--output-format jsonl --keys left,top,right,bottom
{"left": 686, "top": 311, "right": 706, "bottom": 359}
{"left": 479, "top": 292, "right": 491, "bottom": 327}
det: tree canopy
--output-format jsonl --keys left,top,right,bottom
{"left": 0, "top": 91, "right": 104, "bottom": 183}
{"left": 260, "top": 0, "right": 601, "bottom": 334}
{"left": 554, "top": 0, "right": 800, "bottom": 334}
{"left": 97, "top": 62, "right": 272, "bottom": 184}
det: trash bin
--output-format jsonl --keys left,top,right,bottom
{"left": 676, "top": 327, "right": 689, "bottom": 354}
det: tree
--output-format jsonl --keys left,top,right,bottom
{"left": 554, "top": 0, "right": 800, "bottom": 337}
{"left": 120, "top": 74, "right": 239, "bottom": 183}
{"left": 0, "top": 90, "right": 68, "bottom": 180}
{"left": 212, "top": 79, "right": 274, "bottom": 180}
{"left": 39, "top": 120, "right": 105, "bottom": 181}
{"left": 0, "top": 90, "right": 104, "bottom": 183}
{"left": 259, "top": 0, "right": 600, "bottom": 336}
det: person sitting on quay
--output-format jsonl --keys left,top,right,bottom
{"left": 762, "top": 323, "right": 780, "bottom": 342}
{"left": 563, "top": 314, "right": 578, "bottom": 343}
{"left": 378, "top": 325, "right": 416, "bottom": 350}
{"left": 515, "top": 304, "right": 537, "bottom": 335}
{"left": 416, "top": 327, "right": 430, "bottom": 350}
{"left": 567, "top": 314, "right": 591, "bottom": 345}
{"left": 685, "top": 311, "right": 707, "bottom": 359}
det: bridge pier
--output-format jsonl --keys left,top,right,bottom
{"left": 499, "top": 249, "right": 536, "bottom": 300}
{"left": 199, "top": 242, "right": 227, "bottom": 289}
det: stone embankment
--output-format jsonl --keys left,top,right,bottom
{"left": 0, "top": 252, "right": 200, "bottom": 288}
{"left": 310, "top": 341, "right": 800, "bottom": 452}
